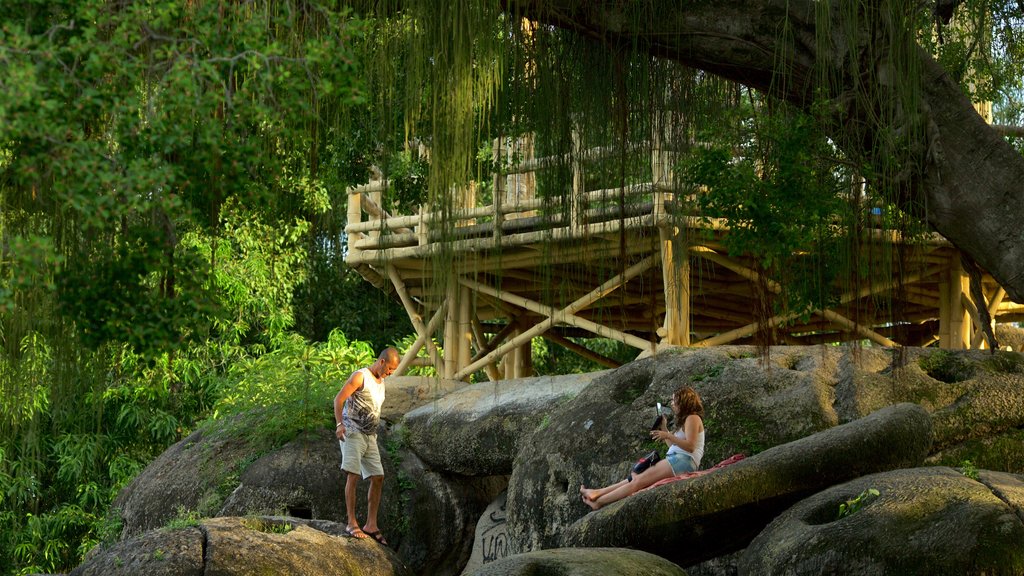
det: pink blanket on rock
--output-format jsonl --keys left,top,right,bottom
{"left": 645, "top": 453, "right": 747, "bottom": 491}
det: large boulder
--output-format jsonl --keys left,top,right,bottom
{"left": 401, "top": 372, "right": 604, "bottom": 476}
{"left": 113, "top": 427, "right": 381, "bottom": 537}
{"left": 72, "top": 516, "right": 412, "bottom": 576}
{"left": 464, "top": 548, "right": 687, "bottom": 576}
{"left": 463, "top": 491, "right": 513, "bottom": 574}
{"left": 218, "top": 428, "right": 351, "bottom": 522}
{"left": 111, "top": 423, "right": 491, "bottom": 576}
{"left": 382, "top": 376, "right": 468, "bottom": 422}
{"left": 559, "top": 403, "right": 933, "bottom": 568}
{"left": 739, "top": 467, "right": 1024, "bottom": 575}
{"left": 393, "top": 451, "right": 507, "bottom": 576}
{"left": 502, "top": 346, "right": 1024, "bottom": 554}
{"left": 505, "top": 348, "right": 846, "bottom": 552}
{"left": 112, "top": 421, "right": 271, "bottom": 537}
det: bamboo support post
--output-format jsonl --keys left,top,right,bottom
{"left": 470, "top": 318, "right": 503, "bottom": 381}
{"left": 369, "top": 186, "right": 383, "bottom": 241}
{"left": 939, "top": 255, "right": 970, "bottom": 349}
{"left": 444, "top": 277, "right": 460, "bottom": 379}
{"left": 660, "top": 226, "right": 690, "bottom": 346}
{"left": 454, "top": 257, "right": 656, "bottom": 379}
{"left": 394, "top": 300, "right": 447, "bottom": 376}
{"left": 571, "top": 129, "right": 584, "bottom": 233}
{"left": 493, "top": 136, "right": 505, "bottom": 242}
{"left": 459, "top": 286, "right": 472, "bottom": 370}
{"left": 971, "top": 287, "right": 1006, "bottom": 348}
{"left": 505, "top": 327, "right": 520, "bottom": 379}
{"left": 386, "top": 265, "right": 444, "bottom": 374}
{"left": 542, "top": 332, "right": 622, "bottom": 369}
{"left": 347, "top": 190, "right": 363, "bottom": 260}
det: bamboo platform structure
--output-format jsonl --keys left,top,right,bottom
{"left": 344, "top": 140, "right": 1023, "bottom": 381}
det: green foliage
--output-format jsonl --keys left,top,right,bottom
{"left": 837, "top": 488, "right": 881, "bottom": 520}
{"left": 164, "top": 507, "right": 203, "bottom": 530}
{"left": 0, "top": 1, "right": 381, "bottom": 568}
{"left": 531, "top": 336, "right": 635, "bottom": 376}
{"left": 691, "top": 364, "right": 725, "bottom": 382}
{"left": 242, "top": 517, "right": 293, "bottom": 535}
{"left": 536, "top": 414, "right": 552, "bottom": 432}
{"left": 390, "top": 333, "right": 438, "bottom": 377}
{"left": 959, "top": 459, "right": 980, "bottom": 481}
{"left": 186, "top": 203, "right": 311, "bottom": 350}
{"left": 1, "top": 0, "right": 364, "bottom": 354}
{"left": 208, "top": 330, "right": 374, "bottom": 447}
{"left": 681, "top": 104, "right": 851, "bottom": 317}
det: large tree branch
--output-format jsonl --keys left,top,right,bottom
{"left": 506, "top": 0, "right": 1024, "bottom": 302}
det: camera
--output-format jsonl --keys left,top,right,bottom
{"left": 650, "top": 402, "right": 667, "bottom": 430}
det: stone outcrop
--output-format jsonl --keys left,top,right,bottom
{"left": 559, "top": 403, "right": 933, "bottom": 567}
{"left": 464, "top": 548, "right": 687, "bottom": 576}
{"left": 112, "top": 420, "right": 270, "bottom": 537}
{"left": 71, "top": 516, "right": 412, "bottom": 576}
{"left": 739, "top": 467, "right": 1024, "bottom": 575}
{"left": 401, "top": 372, "right": 604, "bottom": 476}
{"left": 463, "top": 491, "right": 512, "bottom": 574}
{"left": 381, "top": 376, "right": 468, "bottom": 422}
{"left": 503, "top": 346, "right": 1024, "bottom": 555}
{"left": 218, "top": 428, "right": 355, "bottom": 522}
{"left": 504, "top": 347, "right": 848, "bottom": 552}
{"left": 393, "top": 452, "right": 506, "bottom": 576}
{"left": 97, "top": 345, "right": 1024, "bottom": 576}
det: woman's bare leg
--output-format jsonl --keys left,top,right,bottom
{"left": 585, "top": 460, "right": 673, "bottom": 510}
{"left": 580, "top": 479, "right": 629, "bottom": 503}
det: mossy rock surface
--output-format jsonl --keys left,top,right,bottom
{"left": 506, "top": 347, "right": 847, "bottom": 552}
{"left": 402, "top": 373, "right": 603, "bottom": 476}
{"left": 926, "top": 428, "right": 1024, "bottom": 474}
{"left": 559, "top": 403, "right": 932, "bottom": 568}
{"left": 112, "top": 422, "right": 270, "bottom": 537}
{"left": 72, "top": 516, "right": 412, "bottom": 576}
{"left": 740, "top": 467, "right": 1024, "bottom": 576}
{"left": 464, "top": 547, "right": 687, "bottom": 576}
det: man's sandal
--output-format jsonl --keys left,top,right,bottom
{"left": 364, "top": 529, "right": 389, "bottom": 546}
{"left": 344, "top": 526, "right": 369, "bottom": 539}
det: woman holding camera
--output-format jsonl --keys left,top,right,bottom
{"left": 580, "top": 385, "right": 705, "bottom": 510}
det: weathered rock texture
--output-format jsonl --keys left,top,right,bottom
{"left": 71, "top": 516, "right": 412, "bottom": 576}
{"left": 504, "top": 346, "right": 1024, "bottom": 554}
{"left": 112, "top": 421, "right": 269, "bottom": 537}
{"left": 464, "top": 547, "right": 688, "bottom": 576}
{"left": 559, "top": 403, "right": 933, "bottom": 567}
{"left": 100, "top": 345, "right": 1024, "bottom": 576}
{"left": 218, "top": 428, "right": 353, "bottom": 521}
{"left": 382, "top": 376, "right": 468, "bottom": 422}
{"left": 740, "top": 467, "right": 1024, "bottom": 575}
{"left": 402, "top": 372, "right": 603, "bottom": 476}
{"left": 394, "top": 451, "right": 507, "bottom": 576}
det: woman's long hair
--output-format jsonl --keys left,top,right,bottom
{"left": 672, "top": 386, "right": 704, "bottom": 430}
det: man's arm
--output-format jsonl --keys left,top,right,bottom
{"left": 334, "top": 371, "right": 364, "bottom": 439}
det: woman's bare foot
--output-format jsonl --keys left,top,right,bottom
{"left": 579, "top": 485, "right": 600, "bottom": 502}
{"left": 580, "top": 485, "right": 603, "bottom": 509}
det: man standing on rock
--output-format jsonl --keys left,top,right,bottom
{"left": 335, "top": 347, "right": 400, "bottom": 545}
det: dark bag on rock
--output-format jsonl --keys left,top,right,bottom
{"left": 628, "top": 451, "right": 660, "bottom": 481}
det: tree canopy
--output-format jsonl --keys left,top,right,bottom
{"left": 350, "top": 0, "right": 1024, "bottom": 305}
{"left": 2, "top": 0, "right": 1024, "bottom": 573}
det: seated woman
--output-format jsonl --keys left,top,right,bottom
{"left": 580, "top": 385, "right": 705, "bottom": 510}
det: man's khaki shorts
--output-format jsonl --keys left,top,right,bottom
{"left": 339, "top": 429, "right": 384, "bottom": 479}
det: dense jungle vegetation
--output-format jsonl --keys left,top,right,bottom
{"left": 2, "top": 0, "right": 1023, "bottom": 573}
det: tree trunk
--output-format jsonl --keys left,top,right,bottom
{"left": 507, "top": 0, "right": 1024, "bottom": 301}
